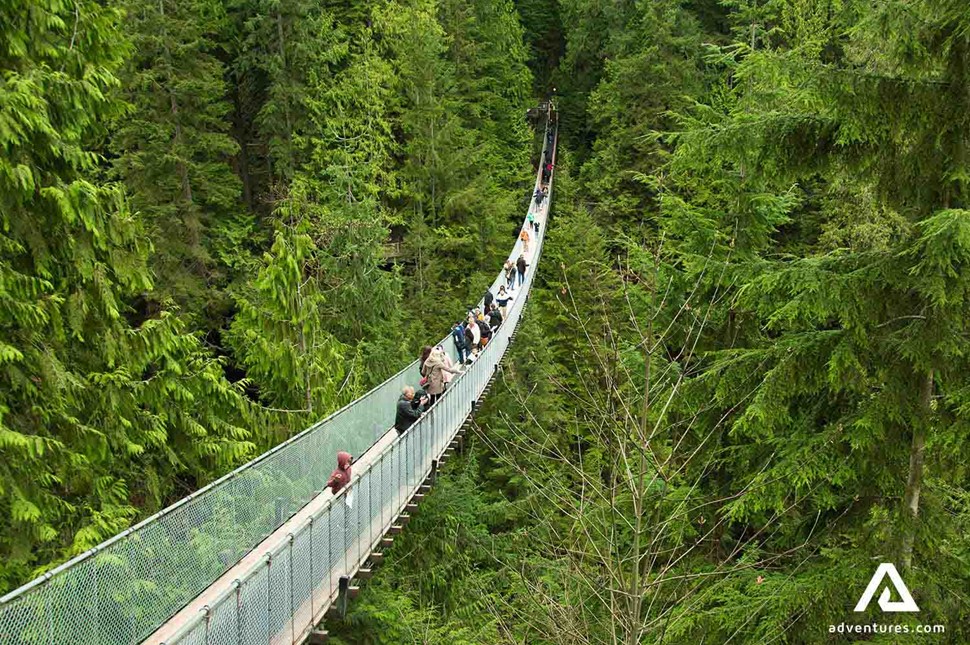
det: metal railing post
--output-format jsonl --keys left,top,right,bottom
{"left": 265, "top": 555, "right": 272, "bottom": 645}
{"left": 235, "top": 580, "right": 242, "bottom": 644}
{"left": 288, "top": 534, "right": 295, "bottom": 644}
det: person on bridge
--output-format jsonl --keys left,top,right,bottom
{"left": 395, "top": 386, "right": 428, "bottom": 435}
{"left": 421, "top": 345, "right": 462, "bottom": 405}
{"left": 519, "top": 227, "right": 531, "bottom": 253}
{"left": 534, "top": 188, "right": 545, "bottom": 209}
{"left": 478, "top": 314, "right": 492, "bottom": 348}
{"left": 419, "top": 345, "right": 433, "bottom": 373}
{"left": 452, "top": 321, "right": 470, "bottom": 365}
{"left": 496, "top": 285, "right": 514, "bottom": 317}
{"left": 466, "top": 315, "right": 481, "bottom": 355}
{"left": 516, "top": 254, "right": 529, "bottom": 288}
{"left": 437, "top": 344, "right": 458, "bottom": 388}
{"left": 326, "top": 451, "right": 353, "bottom": 494}
{"left": 483, "top": 288, "right": 494, "bottom": 312}
{"left": 488, "top": 303, "right": 503, "bottom": 329}
{"left": 504, "top": 260, "right": 515, "bottom": 290}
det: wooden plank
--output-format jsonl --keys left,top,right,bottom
{"left": 309, "top": 630, "right": 329, "bottom": 644}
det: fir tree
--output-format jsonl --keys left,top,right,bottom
{"left": 0, "top": 0, "right": 252, "bottom": 592}
{"left": 113, "top": 0, "right": 244, "bottom": 322}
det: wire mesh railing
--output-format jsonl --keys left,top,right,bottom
{"left": 0, "top": 110, "right": 556, "bottom": 645}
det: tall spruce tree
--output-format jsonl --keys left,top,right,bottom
{"left": 227, "top": 190, "right": 351, "bottom": 418}
{"left": 229, "top": 6, "right": 407, "bottom": 400}
{"left": 651, "top": 0, "right": 970, "bottom": 637}
{"left": 0, "top": 0, "right": 252, "bottom": 592}
{"left": 233, "top": 0, "right": 341, "bottom": 184}
{"left": 113, "top": 0, "right": 244, "bottom": 322}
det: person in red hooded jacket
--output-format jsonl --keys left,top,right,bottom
{"left": 327, "top": 451, "right": 353, "bottom": 494}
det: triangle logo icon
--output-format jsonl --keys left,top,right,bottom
{"left": 853, "top": 563, "right": 919, "bottom": 613}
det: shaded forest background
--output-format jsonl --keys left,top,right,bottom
{"left": 3, "top": 0, "right": 970, "bottom": 642}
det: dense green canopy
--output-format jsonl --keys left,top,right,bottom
{"left": 2, "top": 0, "right": 968, "bottom": 642}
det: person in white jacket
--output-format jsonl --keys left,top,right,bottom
{"left": 467, "top": 315, "right": 481, "bottom": 354}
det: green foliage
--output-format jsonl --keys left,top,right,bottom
{"left": 228, "top": 199, "right": 349, "bottom": 415}
{"left": 113, "top": 0, "right": 244, "bottom": 323}
{"left": 0, "top": 0, "right": 253, "bottom": 591}
{"left": 0, "top": 0, "right": 542, "bottom": 598}
{"left": 14, "top": 2, "right": 970, "bottom": 643}
{"left": 342, "top": 2, "right": 970, "bottom": 643}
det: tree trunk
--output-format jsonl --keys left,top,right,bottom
{"left": 900, "top": 369, "right": 932, "bottom": 570}
{"left": 275, "top": 10, "right": 294, "bottom": 180}
{"left": 231, "top": 83, "right": 254, "bottom": 209}
{"left": 157, "top": 0, "right": 195, "bottom": 245}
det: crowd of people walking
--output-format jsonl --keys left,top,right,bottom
{"left": 327, "top": 123, "right": 555, "bottom": 495}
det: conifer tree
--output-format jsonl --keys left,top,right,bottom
{"left": 579, "top": 0, "right": 705, "bottom": 224}
{"left": 113, "top": 0, "right": 244, "bottom": 321}
{"left": 0, "top": 0, "right": 252, "bottom": 592}
{"left": 650, "top": 0, "right": 970, "bottom": 636}
{"left": 229, "top": 10, "right": 407, "bottom": 397}
{"left": 299, "top": 31, "right": 405, "bottom": 374}
{"left": 228, "top": 189, "right": 350, "bottom": 417}
{"left": 233, "top": 0, "right": 341, "bottom": 184}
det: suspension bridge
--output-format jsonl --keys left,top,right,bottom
{"left": 0, "top": 107, "right": 558, "bottom": 645}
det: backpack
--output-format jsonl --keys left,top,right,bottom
{"left": 452, "top": 326, "right": 465, "bottom": 347}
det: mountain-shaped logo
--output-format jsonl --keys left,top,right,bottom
{"left": 853, "top": 563, "right": 919, "bottom": 613}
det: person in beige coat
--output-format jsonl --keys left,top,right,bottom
{"left": 420, "top": 346, "right": 463, "bottom": 405}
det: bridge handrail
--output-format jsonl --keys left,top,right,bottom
{"left": 160, "top": 114, "right": 556, "bottom": 645}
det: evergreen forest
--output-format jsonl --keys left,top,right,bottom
{"left": 2, "top": 0, "right": 970, "bottom": 642}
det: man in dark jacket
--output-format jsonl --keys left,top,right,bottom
{"left": 395, "top": 386, "right": 428, "bottom": 435}
{"left": 516, "top": 254, "right": 528, "bottom": 288}
{"left": 478, "top": 315, "right": 492, "bottom": 347}
{"left": 452, "top": 322, "right": 469, "bottom": 365}
{"left": 488, "top": 303, "right": 502, "bottom": 329}
{"left": 483, "top": 289, "right": 494, "bottom": 311}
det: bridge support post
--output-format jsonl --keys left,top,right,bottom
{"left": 337, "top": 576, "right": 350, "bottom": 617}
{"left": 430, "top": 459, "right": 439, "bottom": 484}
